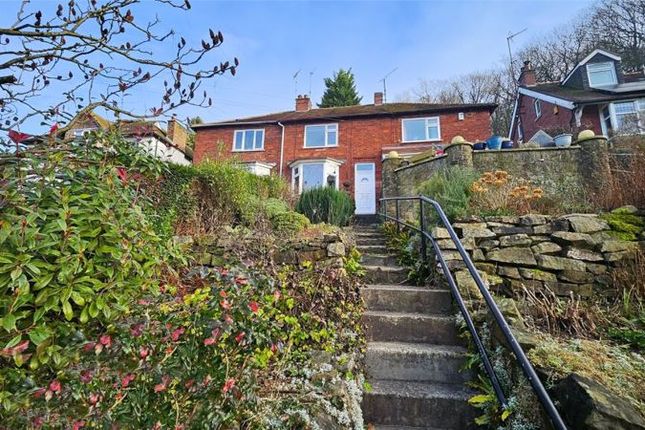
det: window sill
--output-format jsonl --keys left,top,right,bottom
{"left": 303, "top": 145, "right": 339, "bottom": 149}
{"left": 402, "top": 139, "right": 441, "bottom": 144}
{"left": 232, "top": 148, "right": 265, "bottom": 153}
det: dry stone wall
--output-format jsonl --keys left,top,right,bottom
{"left": 432, "top": 212, "right": 643, "bottom": 298}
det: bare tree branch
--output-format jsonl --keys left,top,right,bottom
{"left": 0, "top": 0, "right": 237, "bottom": 140}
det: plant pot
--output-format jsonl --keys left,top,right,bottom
{"left": 501, "top": 140, "right": 514, "bottom": 149}
{"left": 473, "top": 142, "right": 486, "bottom": 150}
{"left": 487, "top": 135, "right": 503, "bottom": 150}
{"left": 554, "top": 133, "right": 572, "bottom": 148}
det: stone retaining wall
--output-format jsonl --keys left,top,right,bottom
{"left": 431, "top": 212, "right": 643, "bottom": 298}
{"left": 187, "top": 231, "right": 350, "bottom": 269}
{"left": 381, "top": 135, "right": 645, "bottom": 204}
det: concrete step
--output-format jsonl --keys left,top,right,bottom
{"left": 363, "top": 311, "right": 462, "bottom": 345}
{"left": 362, "top": 253, "right": 399, "bottom": 267}
{"left": 363, "top": 380, "right": 477, "bottom": 429}
{"left": 361, "top": 285, "right": 453, "bottom": 314}
{"left": 366, "top": 341, "right": 471, "bottom": 384}
{"left": 354, "top": 230, "right": 385, "bottom": 238}
{"left": 358, "top": 244, "right": 390, "bottom": 254}
{"left": 364, "top": 265, "right": 409, "bottom": 284}
{"left": 357, "top": 237, "right": 386, "bottom": 246}
{"left": 372, "top": 426, "right": 448, "bottom": 430}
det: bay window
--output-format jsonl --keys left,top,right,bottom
{"left": 290, "top": 159, "right": 342, "bottom": 193}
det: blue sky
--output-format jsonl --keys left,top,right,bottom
{"left": 3, "top": 0, "right": 595, "bottom": 129}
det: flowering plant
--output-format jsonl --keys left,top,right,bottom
{"left": 470, "top": 170, "right": 544, "bottom": 215}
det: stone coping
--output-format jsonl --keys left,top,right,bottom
{"left": 473, "top": 145, "right": 581, "bottom": 154}
{"left": 393, "top": 154, "right": 447, "bottom": 172}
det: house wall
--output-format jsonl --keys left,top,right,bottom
{"left": 514, "top": 94, "right": 603, "bottom": 142}
{"left": 137, "top": 137, "right": 190, "bottom": 166}
{"left": 194, "top": 110, "right": 493, "bottom": 198}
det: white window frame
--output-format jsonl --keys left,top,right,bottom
{"left": 233, "top": 129, "right": 265, "bottom": 152}
{"left": 586, "top": 62, "right": 617, "bottom": 88}
{"left": 72, "top": 128, "right": 96, "bottom": 138}
{"left": 401, "top": 117, "right": 441, "bottom": 143}
{"left": 534, "top": 99, "right": 542, "bottom": 119}
{"left": 304, "top": 123, "right": 338, "bottom": 148}
{"left": 599, "top": 99, "right": 645, "bottom": 136}
{"left": 290, "top": 160, "right": 341, "bottom": 193}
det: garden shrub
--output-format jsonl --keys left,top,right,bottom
{"left": 416, "top": 166, "right": 478, "bottom": 221}
{"left": 0, "top": 133, "right": 183, "bottom": 376}
{"left": 296, "top": 186, "right": 354, "bottom": 226}
{"left": 147, "top": 160, "right": 293, "bottom": 236}
{"left": 0, "top": 229, "right": 365, "bottom": 428}
{"left": 0, "top": 134, "right": 365, "bottom": 429}
{"left": 263, "top": 198, "right": 310, "bottom": 233}
{"left": 470, "top": 170, "right": 545, "bottom": 216}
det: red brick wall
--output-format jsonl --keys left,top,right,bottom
{"left": 514, "top": 94, "right": 602, "bottom": 141}
{"left": 194, "top": 110, "right": 492, "bottom": 198}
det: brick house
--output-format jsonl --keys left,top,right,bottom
{"left": 510, "top": 49, "right": 645, "bottom": 144}
{"left": 193, "top": 93, "right": 496, "bottom": 215}
{"left": 65, "top": 111, "right": 192, "bottom": 165}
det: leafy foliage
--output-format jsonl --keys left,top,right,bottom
{"left": 296, "top": 186, "right": 355, "bottom": 226}
{"left": 318, "top": 68, "right": 362, "bottom": 108}
{"left": 146, "top": 160, "right": 292, "bottom": 236}
{"left": 0, "top": 132, "right": 182, "bottom": 373}
{"left": 416, "top": 166, "right": 479, "bottom": 222}
{"left": 0, "top": 133, "right": 365, "bottom": 428}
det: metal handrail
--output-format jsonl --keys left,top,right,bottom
{"left": 379, "top": 195, "right": 567, "bottom": 430}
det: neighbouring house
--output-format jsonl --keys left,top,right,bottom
{"left": 193, "top": 93, "right": 496, "bottom": 215}
{"left": 65, "top": 112, "right": 193, "bottom": 165}
{"left": 510, "top": 49, "right": 645, "bottom": 144}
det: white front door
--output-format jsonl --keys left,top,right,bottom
{"left": 354, "top": 163, "right": 376, "bottom": 215}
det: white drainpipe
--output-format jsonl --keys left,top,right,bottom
{"left": 278, "top": 121, "right": 285, "bottom": 177}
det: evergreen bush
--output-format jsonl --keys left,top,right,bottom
{"left": 296, "top": 186, "right": 355, "bottom": 226}
{"left": 416, "top": 166, "right": 478, "bottom": 222}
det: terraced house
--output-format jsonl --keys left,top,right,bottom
{"left": 193, "top": 93, "right": 496, "bottom": 215}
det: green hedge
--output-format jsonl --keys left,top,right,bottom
{"left": 296, "top": 186, "right": 355, "bottom": 226}
{"left": 147, "top": 160, "right": 295, "bottom": 236}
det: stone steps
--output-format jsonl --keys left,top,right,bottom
{"left": 359, "top": 244, "right": 390, "bottom": 254}
{"left": 364, "top": 265, "right": 409, "bottom": 284}
{"left": 366, "top": 341, "right": 471, "bottom": 384}
{"left": 353, "top": 225, "right": 474, "bottom": 430}
{"left": 362, "top": 253, "right": 399, "bottom": 267}
{"left": 362, "top": 380, "right": 478, "bottom": 429}
{"left": 358, "top": 237, "right": 388, "bottom": 246}
{"left": 361, "top": 285, "right": 453, "bottom": 314}
{"left": 363, "top": 311, "right": 461, "bottom": 345}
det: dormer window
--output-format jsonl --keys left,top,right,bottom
{"left": 587, "top": 62, "right": 617, "bottom": 87}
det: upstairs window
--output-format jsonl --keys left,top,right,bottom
{"left": 233, "top": 129, "right": 264, "bottom": 151}
{"left": 534, "top": 99, "right": 542, "bottom": 118}
{"left": 304, "top": 124, "right": 338, "bottom": 148}
{"left": 587, "top": 62, "right": 617, "bottom": 87}
{"left": 402, "top": 117, "right": 441, "bottom": 142}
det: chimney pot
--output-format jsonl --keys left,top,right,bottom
{"left": 519, "top": 60, "right": 537, "bottom": 86}
{"left": 295, "top": 94, "right": 311, "bottom": 112}
{"left": 374, "top": 92, "right": 384, "bottom": 105}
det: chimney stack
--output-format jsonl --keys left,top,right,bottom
{"left": 374, "top": 92, "right": 384, "bottom": 106}
{"left": 167, "top": 115, "right": 188, "bottom": 151}
{"left": 295, "top": 94, "right": 312, "bottom": 112}
{"left": 518, "top": 60, "right": 537, "bottom": 86}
